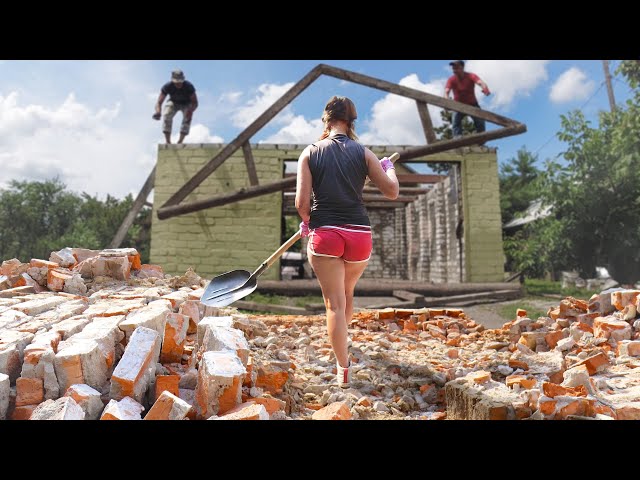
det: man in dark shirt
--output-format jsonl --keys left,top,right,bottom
{"left": 444, "top": 60, "right": 491, "bottom": 137}
{"left": 152, "top": 69, "right": 199, "bottom": 144}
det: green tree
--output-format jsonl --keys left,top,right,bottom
{"left": 499, "top": 147, "right": 541, "bottom": 224}
{"left": 527, "top": 60, "right": 640, "bottom": 282}
{"left": 0, "top": 179, "right": 151, "bottom": 264}
{"left": 430, "top": 109, "right": 476, "bottom": 174}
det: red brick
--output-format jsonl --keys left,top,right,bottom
{"left": 506, "top": 375, "right": 536, "bottom": 390}
{"left": 249, "top": 396, "right": 286, "bottom": 415}
{"left": 516, "top": 309, "right": 527, "bottom": 318}
{"left": 16, "top": 377, "right": 44, "bottom": 406}
{"left": 542, "top": 382, "right": 587, "bottom": 398}
{"left": 11, "top": 405, "right": 38, "bottom": 420}
{"left": 311, "top": 401, "right": 351, "bottom": 420}
{"left": 155, "top": 375, "right": 180, "bottom": 401}
{"left": 217, "top": 402, "right": 269, "bottom": 420}
{"left": 545, "top": 330, "right": 565, "bottom": 349}
{"left": 576, "top": 352, "right": 610, "bottom": 375}
{"left": 468, "top": 371, "right": 491, "bottom": 384}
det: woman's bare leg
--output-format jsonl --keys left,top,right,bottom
{"left": 344, "top": 260, "right": 369, "bottom": 326}
{"left": 308, "top": 252, "right": 349, "bottom": 368}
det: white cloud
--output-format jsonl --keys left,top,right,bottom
{"left": 0, "top": 91, "right": 157, "bottom": 199}
{"left": 231, "top": 82, "right": 295, "bottom": 128}
{"left": 359, "top": 73, "right": 446, "bottom": 145}
{"left": 261, "top": 115, "right": 323, "bottom": 144}
{"left": 465, "top": 60, "right": 550, "bottom": 109}
{"left": 219, "top": 91, "right": 242, "bottom": 104}
{"left": 549, "top": 67, "right": 596, "bottom": 103}
{"left": 183, "top": 123, "right": 224, "bottom": 143}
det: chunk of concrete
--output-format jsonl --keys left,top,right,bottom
{"left": 445, "top": 376, "right": 523, "bottom": 420}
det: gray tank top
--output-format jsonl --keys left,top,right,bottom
{"left": 307, "top": 133, "right": 370, "bottom": 229}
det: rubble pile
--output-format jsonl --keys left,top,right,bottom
{"left": 2, "top": 248, "right": 640, "bottom": 420}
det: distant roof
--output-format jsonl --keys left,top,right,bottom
{"left": 503, "top": 199, "right": 552, "bottom": 229}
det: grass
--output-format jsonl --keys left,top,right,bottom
{"left": 523, "top": 278, "right": 599, "bottom": 300}
{"left": 497, "top": 302, "right": 549, "bottom": 322}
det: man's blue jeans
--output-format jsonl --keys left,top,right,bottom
{"left": 452, "top": 104, "right": 486, "bottom": 137}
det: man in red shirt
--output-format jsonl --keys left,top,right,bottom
{"left": 444, "top": 60, "right": 491, "bottom": 137}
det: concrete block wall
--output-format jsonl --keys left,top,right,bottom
{"left": 150, "top": 144, "right": 504, "bottom": 283}
{"left": 150, "top": 144, "right": 283, "bottom": 280}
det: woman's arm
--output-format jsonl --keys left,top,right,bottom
{"left": 364, "top": 148, "right": 399, "bottom": 200}
{"left": 295, "top": 146, "right": 312, "bottom": 222}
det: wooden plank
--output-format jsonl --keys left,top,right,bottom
{"left": 364, "top": 202, "right": 406, "bottom": 209}
{"left": 157, "top": 176, "right": 297, "bottom": 219}
{"left": 242, "top": 141, "right": 259, "bottom": 186}
{"left": 421, "top": 289, "right": 523, "bottom": 307}
{"left": 393, "top": 290, "right": 426, "bottom": 302}
{"left": 363, "top": 299, "right": 421, "bottom": 309}
{"left": 363, "top": 187, "right": 428, "bottom": 195}
{"left": 109, "top": 166, "right": 156, "bottom": 248}
{"left": 416, "top": 101, "right": 437, "bottom": 144}
{"left": 257, "top": 279, "right": 523, "bottom": 297}
{"left": 234, "top": 300, "right": 312, "bottom": 316}
{"left": 319, "top": 64, "right": 520, "bottom": 127}
{"left": 160, "top": 65, "right": 324, "bottom": 209}
{"left": 396, "top": 174, "right": 445, "bottom": 184}
{"left": 396, "top": 125, "right": 527, "bottom": 162}
{"left": 362, "top": 194, "right": 416, "bottom": 203}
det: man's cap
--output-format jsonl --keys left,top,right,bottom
{"left": 449, "top": 60, "right": 465, "bottom": 67}
{"left": 171, "top": 69, "right": 186, "bottom": 83}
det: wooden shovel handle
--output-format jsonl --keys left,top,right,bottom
{"left": 265, "top": 230, "right": 302, "bottom": 270}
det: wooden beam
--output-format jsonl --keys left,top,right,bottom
{"left": 363, "top": 187, "right": 428, "bottom": 195}
{"left": 234, "top": 300, "right": 312, "bottom": 316}
{"left": 109, "top": 166, "right": 156, "bottom": 248}
{"left": 160, "top": 65, "right": 324, "bottom": 209}
{"left": 157, "top": 176, "right": 297, "bottom": 220}
{"left": 365, "top": 202, "right": 406, "bottom": 209}
{"left": 396, "top": 174, "right": 445, "bottom": 184}
{"left": 256, "top": 279, "right": 523, "bottom": 297}
{"left": 319, "top": 64, "right": 519, "bottom": 127}
{"left": 362, "top": 194, "right": 416, "bottom": 203}
{"left": 242, "top": 141, "right": 259, "bottom": 186}
{"left": 416, "top": 101, "right": 437, "bottom": 144}
{"left": 393, "top": 290, "right": 426, "bottom": 303}
{"left": 397, "top": 124, "right": 527, "bottom": 162}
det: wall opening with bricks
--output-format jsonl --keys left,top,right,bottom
{"left": 151, "top": 144, "right": 504, "bottom": 283}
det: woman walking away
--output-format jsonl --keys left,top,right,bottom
{"left": 295, "top": 96, "right": 399, "bottom": 388}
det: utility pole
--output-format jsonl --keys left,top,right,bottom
{"left": 602, "top": 60, "right": 616, "bottom": 113}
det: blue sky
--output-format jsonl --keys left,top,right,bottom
{"left": 0, "top": 60, "right": 632, "bottom": 199}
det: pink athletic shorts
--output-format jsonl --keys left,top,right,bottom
{"left": 308, "top": 224, "right": 372, "bottom": 263}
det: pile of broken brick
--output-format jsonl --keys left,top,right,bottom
{"left": 2, "top": 247, "right": 640, "bottom": 420}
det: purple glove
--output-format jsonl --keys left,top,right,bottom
{"left": 300, "top": 221, "right": 310, "bottom": 238}
{"left": 380, "top": 157, "right": 395, "bottom": 173}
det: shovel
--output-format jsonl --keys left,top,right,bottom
{"left": 200, "top": 230, "right": 302, "bottom": 307}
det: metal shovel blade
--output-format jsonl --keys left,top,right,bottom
{"left": 200, "top": 275, "right": 258, "bottom": 307}
{"left": 201, "top": 269, "right": 251, "bottom": 302}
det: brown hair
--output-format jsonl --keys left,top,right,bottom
{"left": 319, "top": 96, "right": 358, "bottom": 141}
